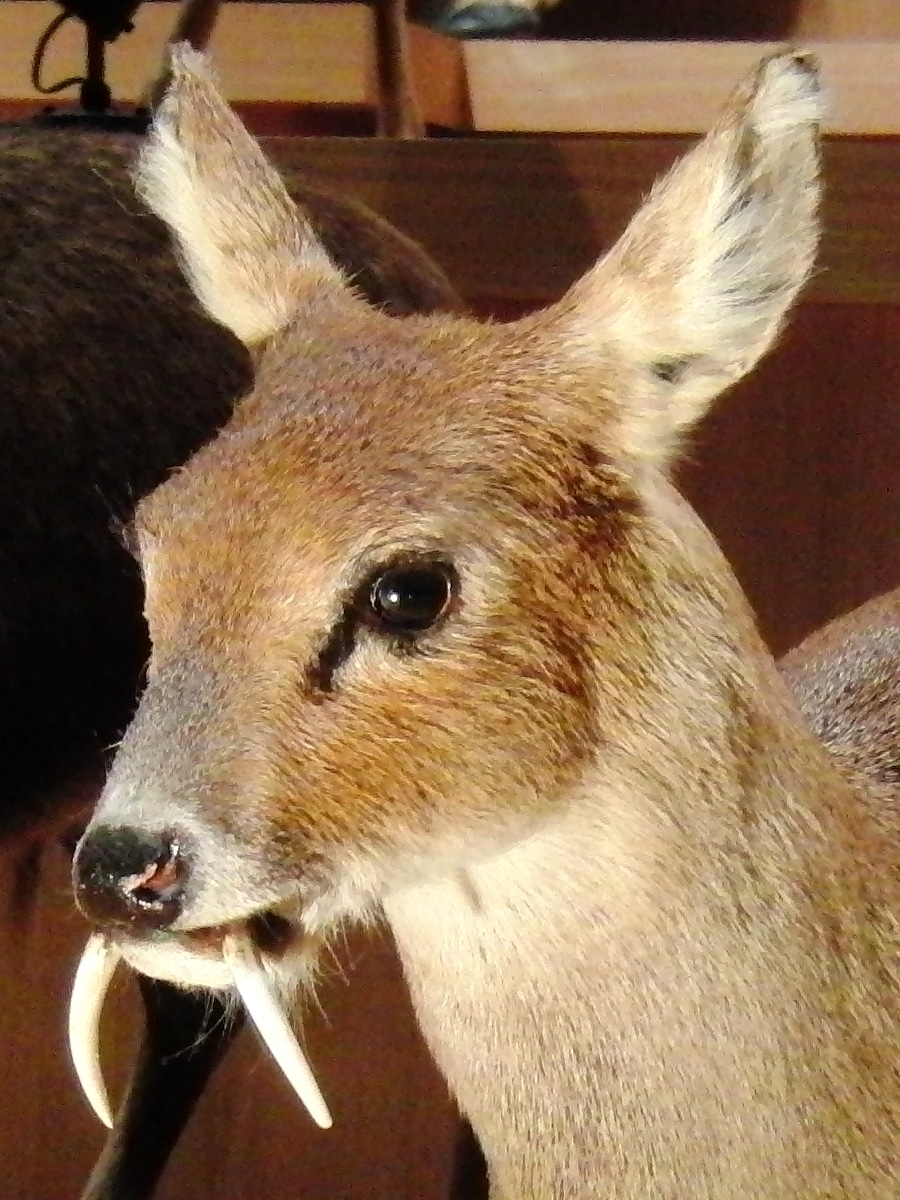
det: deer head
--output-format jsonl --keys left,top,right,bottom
{"left": 69, "top": 45, "right": 824, "bottom": 1148}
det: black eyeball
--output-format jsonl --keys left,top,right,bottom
{"left": 366, "top": 562, "right": 456, "bottom": 634}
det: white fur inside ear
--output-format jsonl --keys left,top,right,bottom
{"left": 552, "top": 49, "right": 823, "bottom": 467}
{"left": 676, "top": 53, "right": 825, "bottom": 373}
{"left": 136, "top": 48, "right": 339, "bottom": 346}
{"left": 139, "top": 127, "right": 291, "bottom": 344}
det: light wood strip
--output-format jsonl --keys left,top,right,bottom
{"left": 463, "top": 40, "right": 900, "bottom": 135}
{"left": 0, "top": 2, "right": 379, "bottom": 107}
{"left": 793, "top": 0, "right": 900, "bottom": 39}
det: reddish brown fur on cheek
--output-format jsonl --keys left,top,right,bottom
{"left": 236, "top": 433, "right": 644, "bottom": 870}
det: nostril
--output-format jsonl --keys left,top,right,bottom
{"left": 121, "top": 846, "right": 184, "bottom": 906}
{"left": 73, "top": 825, "right": 190, "bottom": 931}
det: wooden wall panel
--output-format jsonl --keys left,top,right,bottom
{"left": 682, "top": 303, "right": 900, "bottom": 656}
{"left": 794, "top": 0, "right": 900, "bottom": 39}
{"left": 0, "top": 3, "right": 378, "bottom": 108}
{"left": 266, "top": 137, "right": 900, "bottom": 308}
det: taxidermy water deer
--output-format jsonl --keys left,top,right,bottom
{"left": 69, "top": 45, "right": 900, "bottom": 1199}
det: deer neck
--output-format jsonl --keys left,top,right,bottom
{"left": 383, "top": 641, "right": 893, "bottom": 1200}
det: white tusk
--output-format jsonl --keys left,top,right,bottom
{"left": 222, "top": 931, "right": 332, "bottom": 1130}
{"left": 68, "top": 933, "right": 121, "bottom": 1128}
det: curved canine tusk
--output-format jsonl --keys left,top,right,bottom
{"left": 222, "top": 931, "right": 332, "bottom": 1130}
{"left": 68, "top": 933, "right": 121, "bottom": 1128}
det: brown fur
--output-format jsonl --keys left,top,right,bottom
{"left": 78, "top": 47, "right": 900, "bottom": 1199}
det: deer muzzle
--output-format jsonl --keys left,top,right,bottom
{"left": 68, "top": 917, "right": 333, "bottom": 1132}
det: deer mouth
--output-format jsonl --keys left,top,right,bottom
{"left": 67, "top": 909, "right": 332, "bottom": 1133}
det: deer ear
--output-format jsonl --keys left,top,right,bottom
{"left": 551, "top": 50, "right": 824, "bottom": 465}
{"left": 136, "top": 45, "right": 344, "bottom": 346}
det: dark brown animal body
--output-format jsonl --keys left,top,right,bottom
{"left": 783, "top": 587, "right": 900, "bottom": 799}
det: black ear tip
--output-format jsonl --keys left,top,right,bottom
{"left": 786, "top": 49, "right": 824, "bottom": 101}
{"left": 786, "top": 48, "right": 819, "bottom": 76}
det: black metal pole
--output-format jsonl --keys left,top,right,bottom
{"left": 79, "top": 24, "right": 113, "bottom": 112}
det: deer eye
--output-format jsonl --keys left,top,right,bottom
{"left": 365, "top": 562, "right": 456, "bottom": 634}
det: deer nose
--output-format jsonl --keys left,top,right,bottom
{"left": 73, "top": 826, "right": 189, "bottom": 931}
